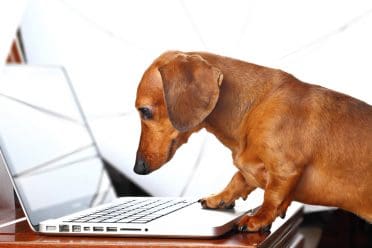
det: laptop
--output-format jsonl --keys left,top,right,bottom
{"left": 0, "top": 65, "right": 302, "bottom": 238}
{"left": 0, "top": 65, "right": 251, "bottom": 237}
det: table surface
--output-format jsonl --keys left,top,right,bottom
{"left": 0, "top": 205, "right": 304, "bottom": 248}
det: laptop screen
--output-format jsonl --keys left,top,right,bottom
{"left": 0, "top": 65, "right": 116, "bottom": 229}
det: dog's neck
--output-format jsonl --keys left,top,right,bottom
{"left": 194, "top": 52, "right": 288, "bottom": 155}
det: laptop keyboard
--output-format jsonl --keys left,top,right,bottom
{"left": 64, "top": 198, "right": 196, "bottom": 224}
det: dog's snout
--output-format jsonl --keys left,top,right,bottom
{"left": 134, "top": 157, "right": 150, "bottom": 175}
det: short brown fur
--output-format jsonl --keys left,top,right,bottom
{"left": 134, "top": 51, "right": 372, "bottom": 231}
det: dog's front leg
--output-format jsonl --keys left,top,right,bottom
{"left": 199, "top": 171, "right": 256, "bottom": 209}
{"left": 237, "top": 168, "right": 301, "bottom": 232}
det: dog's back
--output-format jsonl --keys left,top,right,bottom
{"left": 252, "top": 77, "right": 372, "bottom": 221}
{"left": 188, "top": 52, "right": 372, "bottom": 222}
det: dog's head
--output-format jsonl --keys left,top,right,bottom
{"left": 134, "top": 52, "right": 223, "bottom": 175}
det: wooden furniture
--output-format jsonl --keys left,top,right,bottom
{"left": 0, "top": 206, "right": 304, "bottom": 248}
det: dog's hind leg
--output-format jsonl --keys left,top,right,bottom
{"left": 199, "top": 172, "right": 256, "bottom": 209}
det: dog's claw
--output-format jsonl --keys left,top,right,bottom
{"left": 236, "top": 223, "right": 271, "bottom": 233}
{"left": 238, "top": 225, "right": 247, "bottom": 232}
{"left": 218, "top": 200, "right": 225, "bottom": 207}
{"left": 260, "top": 224, "right": 272, "bottom": 233}
{"left": 225, "top": 202, "right": 235, "bottom": 209}
{"left": 198, "top": 199, "right": 208, "bottom": 209}
{"left": 280, "top": 212, "right": 286, "bottom": 219}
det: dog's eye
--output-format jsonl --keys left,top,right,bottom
{"left": 138, "top": 107, "right": 153, "bottom": 120}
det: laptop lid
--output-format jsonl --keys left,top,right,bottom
{"left": 0, "top": 65, "right": 116, "bottom": 230}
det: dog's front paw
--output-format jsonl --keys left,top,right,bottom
{"left": 236, "top": 214, "right": 272, "bottom": 233}
{"left": 198, "top": 195, "right": 235, "bottom": 209}
{"left": 236, "top": 208, "right": 274, "bottom": 233}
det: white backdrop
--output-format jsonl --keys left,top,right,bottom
{"left": 19, "top": 0, "right": 372, "bottom": 200}
{"left": 0, "top": 0, "right": 28, "bottom": 211}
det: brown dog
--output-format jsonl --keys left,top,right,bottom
{"left": 134, "top": 51, "right": 372, "bottom": 232}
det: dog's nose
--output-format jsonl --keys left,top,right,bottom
{"left": 134, "top": 158, "right": 150, "bottom": 175}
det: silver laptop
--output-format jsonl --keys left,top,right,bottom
{"left": 0, "top": 65, "right": 259, "bottom": 237}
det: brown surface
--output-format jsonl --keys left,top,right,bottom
{"left": 0, "top": 208, "right": 24, "bottom": 226}
{"left": 0, "top": 207, "right": 303, "bottom": 248}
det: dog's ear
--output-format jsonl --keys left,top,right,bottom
{"left": 158, "top": 54, "right": 223, "bottom": 132}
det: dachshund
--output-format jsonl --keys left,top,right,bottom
{"left": 134, "top": 51, "right": 372, "bottom": 232}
